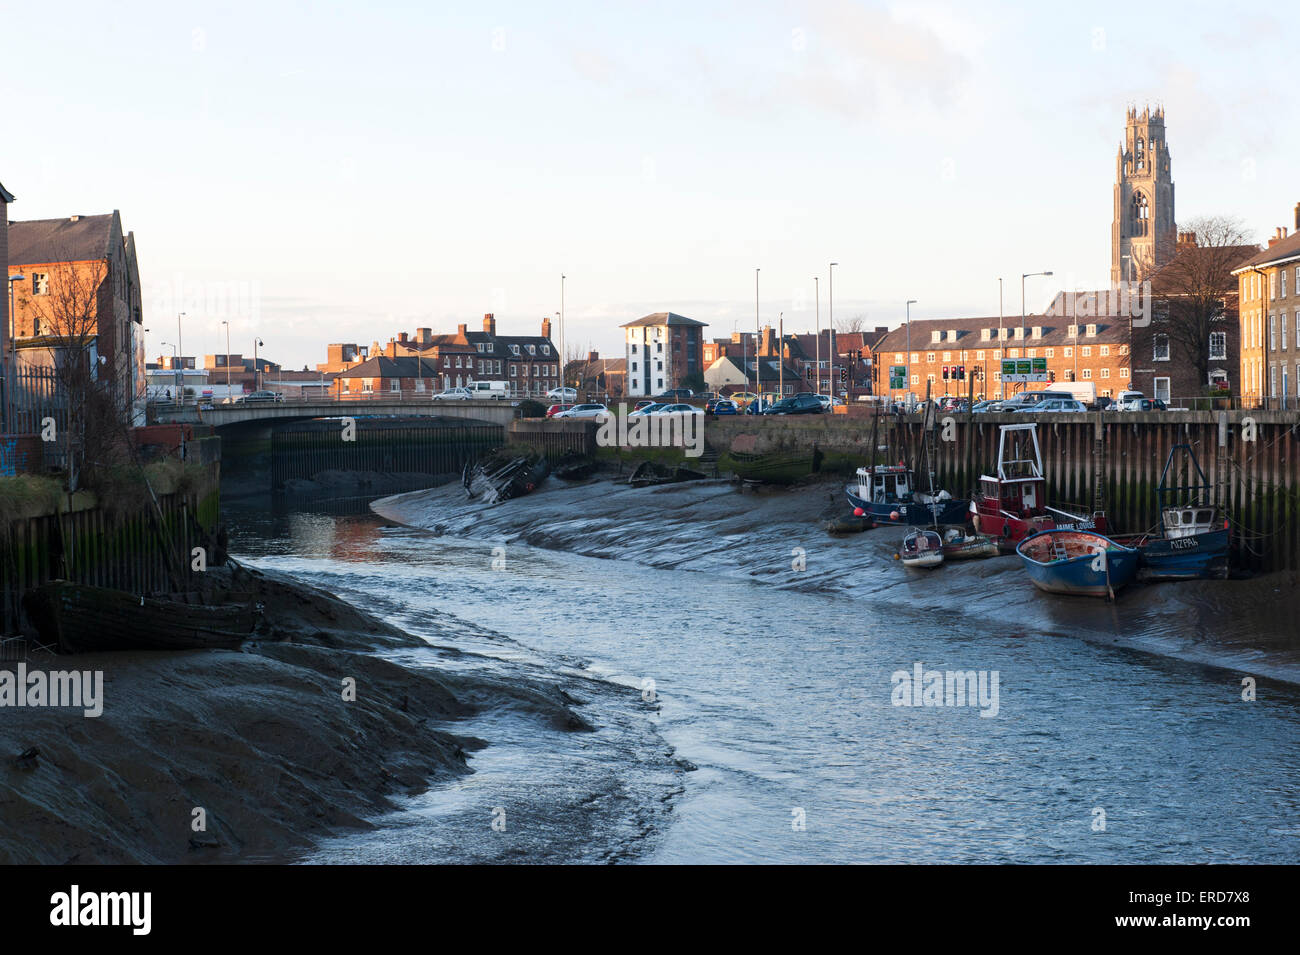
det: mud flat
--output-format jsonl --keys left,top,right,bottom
{"left": 0, "top": 563, "right": 618, "bottom": 864}
{"left": 372, "top": 473, "right": 1300, "bottom": 687}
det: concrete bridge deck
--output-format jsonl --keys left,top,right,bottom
{"left": 151, "top": 396, "right": 521, "bottom": 428}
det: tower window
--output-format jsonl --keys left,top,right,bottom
{"left": 1132, "top": 192, "right": 1149, "bottom": 236}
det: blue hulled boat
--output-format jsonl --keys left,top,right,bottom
{"left": 845, "top": 464, "right": 971, "bottom": 526}
{"left": 1016, "top": 529, "right": 1139, "bottom": 598}
{"left": 1112, "top": 444, "right": 1230, "bottom": 580}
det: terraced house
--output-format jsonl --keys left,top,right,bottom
{"left": 622, "top": 312, "right": 706, "bottom": 397}
{"left": 1234, "top": 207, "right": 1300, "bottom": 408}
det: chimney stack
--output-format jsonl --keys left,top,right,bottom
{"left": 418, "top": 327, "right": 432, "bottom": 344}
{"left": 483, "top": 313, "right": 496, "bottom": 335}
{"left": 398, "top": 331, "right": 408, "bottom": 344}
{"left": 542, "top": 316, "right": 552, "bottom": 340}
{"left": 1295, "top": 202, "right": 1299, "bottom": 233}
{"left": 457, "top": 323, "right": 468, "bottom": 338}
{"left": 587, "top": 350, "right": 598, "bottom": 362}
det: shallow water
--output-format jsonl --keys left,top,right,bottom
{"left": 227, "top": 484, "right": 1300, "bottom": 864}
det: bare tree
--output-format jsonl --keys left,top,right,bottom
{"left": 25, "top": 257, "right": 130, "bottom": 491}
{"left": 837, "top": 313, "right": 868, "bottom": 335}
{"left": 1145, "top": 215, "right": 1257, "bottom": 390}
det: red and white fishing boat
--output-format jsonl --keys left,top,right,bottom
{"left": 970, "top": 423, "right": 1106, "bottom": 551}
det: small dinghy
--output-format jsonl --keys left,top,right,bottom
{"left": 939, "top": 526, "right": 999, "bottom": 560}
{"left": 1016, "top": 529, "right": 1139, "bottom": 598}
{"left": 899, "top": 529, "right": 944, "bottom": 568}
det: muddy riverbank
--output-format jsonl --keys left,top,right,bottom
{"left": 0, "top": 562, "right": 638, "bottom": 864}
{"left": 372, "top": 471, "right": 1300, "bottom": 687}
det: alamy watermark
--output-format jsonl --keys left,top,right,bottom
{"left": 1046, "top": 279, "right": 1152, "bottom": 327}
{"left": 891, "top": 662, "right": 1000, "bottom": 718}
{"left": 0, "top": 663, "right": 104, "bottom": 717}
{"left": 594, "top": 405, "right": 703, "bottom": 458}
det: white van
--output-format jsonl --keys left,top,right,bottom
{"left": 467, "top": 380, "right": 510, "bottom": 399}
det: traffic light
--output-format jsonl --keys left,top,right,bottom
{"left": 958, "top": 365, "right": 965, "bottom": 380}
{"left": 942, "top": 366, "right": 949, "bottom": 380}
{"left": 1049, "top": 371, "right": 1056, "bottom": 382}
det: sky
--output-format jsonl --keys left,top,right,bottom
{"left": 2, "top": 0, "right": 1295, "bottom": 370}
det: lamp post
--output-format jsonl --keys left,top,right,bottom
{"left": 560, "top": 273, "right": 565, "bottom": 397}
{"left": 1021, "top": 271, "right": 1052, "bottom": 399}
{"left": 778, "top": 311, "right": 784, "bottom": 396}
{"left": 7, "top": 273, "right": 26, "bottom": 431}
{"left": 829, "top": 262, "right": 838, "bottom": 397}
{"left": 160, "top": 340, "right": 179, "bottom": 403}
{"left": 220, "top": 320, "right": 231, "bottom": 401}
{"left": 754, "top": 268, "right": 761, "bottom": 402}
{"left": 905, "top": 299, "right": 917, "bottom": 404}
{"left": 254, "top": 338, "right": 264, "bottom": 392}
{"left": 813, "top": 276, "right": 820, "bottom": 397}
{"left": 996, "top": 278, "right": 1003, "bottom": 400}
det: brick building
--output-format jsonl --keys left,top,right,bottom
{"left": 872, "top": 312, "right": 1134, "bottom": 403}
{"left": 7, "top": 211, "right": 144, "bottom": 423}
{"left": 1235, "top": 206, "right": 1300, "bottom": 407}
{"left": 622, "top": 312, "right": 707, "bottom": 397}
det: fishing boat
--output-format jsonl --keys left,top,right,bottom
{"left": 970, "top": 423, "right": 1106, "bottom": 551}
{"left": 1112, "top": 444, "right": 1230, "bottom": 580}
{"left": 938, "top": 526, "right": 999, "bottom": 560}
{"left": 23, "top": 581, "right": 261, "bottom": 654}
{"left": 1016, "top": 529, "right": 1139, "bottom": 598}
{"left": 899, "top": 529, "right": 944, "bottom": 568}
{"left": 846, "top": 464, "right": 971, "bottom": 526}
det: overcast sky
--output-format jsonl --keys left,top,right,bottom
{"left": 3, "top": 0, "right": 1294, "bottom": 369}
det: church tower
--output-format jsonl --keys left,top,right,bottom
{"left": 1111, "top": 106, "right": 1175, "bottom": 284}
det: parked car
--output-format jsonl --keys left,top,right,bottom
{"left": 993, "top": 390, "right": 1074, "bottom": 413}
{"left": 764, "top": 394, "right": 824, "bottom": 415}
{"left": 631, "top": 399, "right": 655, "bottom": 412}
{"left": 432, "top": 387, "right": 472, "bottom": 401}
{"left": 744, "top": 398, "right": 774, "bottom": 415}
{"left": 554, "top": 402, "right": 609, "bottom": 419}
{"left": 545, "top": 403, "right": 575, "bottom": 418}
{"left": 1131, "top": 398, "right": 1170, "bottom": 412}
{"left": 237, "top": 390, "right": 284, "bottom": 403}
{"left": 1113, "top": 390, "right": 1146, "bottom": 412}
{"left": 654, "top": 388, "right": 693, "bottom": 401}
{"left": 1091, "top": 396, "right": 1114, "bottom": 412}
{"left": 695, "top": 391, "right": 720, "bottom": 402}
{"left": 712, "top": 399, "right": 739, "bottom": 415}
{"left": 546, "top": 386, "right": 578, "bottom": 401}
{"left": 1015, "top": 398, "right": 1089, "bottom": 413}
{"left": 629, "top": 402, "right": 667, "bottom": 417}
{"left": 970, "top": 400, "right": 998, "bottom": 413}
{"left": 467, "top": 380, "right": 510, "bottom": 399}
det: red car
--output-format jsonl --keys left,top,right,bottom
{"left": 546, "top": 403, "right": 575, "bottom": 417}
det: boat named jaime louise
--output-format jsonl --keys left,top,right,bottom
{"left": 1016, "top": 529, "right": 1139, "bottom": 598}
{"left": 970, "top": 422, "right": 1106, "bottom": 551}
{"left": 1111, "top": 443, "right": 1231, "bottom": 580}
{"left": 846, "top": 463, "right": 970, "bottom": 526}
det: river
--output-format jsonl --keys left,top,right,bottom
{"left": 223, "top": 481, "right": 1300, "bottom": 864}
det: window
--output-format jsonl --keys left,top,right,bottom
{"left": 981, "top": 329, "right": 991, "bottom": 342}
{"left": 528, "top": 345, "right": 536, "bottom": 355}
{"left": 1082, "top": 368, "right": 1092, "bottom": 380}
{"left": 910, "top": 374, "right": 919, "bottom": 385}
{"left": 1067, "top": 324, "right": 1078, "bottom": 338}
{"left": 1153, "top": 335, "right": 1169, "bottom": 361}
{"left": 443, "top": 357, "right": 450, "bottom": 367}
{"left": 631, "top": 362, "right": 637, "bottom": 372}
{"left": 510, "top": 345, "right": 520, "bottom": 356}
{"left": 895, "top": 353, "right": 904, "bottom": 363}
{"left": 976, "top": 350, "right": 985, "bottom": 361}
{"left": 930, "top": 331, "right": 941, "bottom": 343}
{"left": 1027, "top": 349, "right": 1036, "bottom": 358}
{"left": 1271, "top": 272, "right": 1277, "bottom": 300}
{"left": 32, "top": 273, "right": 49, "bottom": 295}
{"left": 1101, "top": 368, "right": 1111, "bottom": 379}
{"left": 1283, "top": 271, "right": 1289, "bottom": 299}
{"left": 942, "top": 351, "right": 951, "bottom": 362}
{"left": 1120, "top": 368, "right": 1129, "bottom": 378}
{"left": 1046, "top": 348, "right": 1055, "bottom": 358}
{"left": 1285, "top": 318, "right": 1290, "bottom": 352}
{"left": 541, "top": 345, "right": 550, "bottom": 355}
{"left": 390, "top": 379, "right": 401, "bottom": 392}
{"left": 910, "top": 353, "right": 919, "bottom": 364}
{"left": 1270, "top": 365, "right": 1277, "bottom": 397}
{"left": 1086, "top": 324, "right": 1097, "bottom": 337}
{"left": 631, "top": 344, "right": 637, "bottom": 354}
{"left": 993, "top": 350, "right": 1001, "bottom": 361}
{"left": 1064, "top": 347, "right": 1073, "bottom": 358}
{"left": 1119, "top": 345, "right": 1129, "bottom": 355}
{"left": 1209, "top": 332, "right": 1226, "bottom": 360}
{"left": 1009, "top": 349, "right": 1020, "bottom": 359}
{"left": 1154, "top": 377, "right": 1170, "bottom": 401}
{"left": 1082, "top": 346, "right": 1092, "bottom": 357}
{"left": 1270, "top": 314, "right": 1277, "bottom": 351}
{"left": 1100, "top": 345, "right": 1110, "bottom": 356}
{"left": 1131, "top": 192, "right": 1149, "bottom": 236}
{"left": 510, "top": 366, "right": 516, "bottom": 376}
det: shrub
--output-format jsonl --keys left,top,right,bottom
{"left": 518, "top": 399, "right": 548, "bottom": 418}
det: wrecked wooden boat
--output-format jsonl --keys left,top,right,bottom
{"left": 23, "top": 581, "right": 261, "bottom": 654}
{"left": 722, "top": 447, "right": 824, "bottom": 485}
{"left": 463, "top": 450, "right": 550, "bottom": 503}
{"left": 553, "top": 455, "right": 599, "bottom": 482}
{"left": 627, "top": 460, "right": 708, "bottom": 488}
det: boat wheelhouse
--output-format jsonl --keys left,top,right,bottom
{"left": 1112, "top": 444, "right": 1230, "bottom": 580}
{"left": 846, "top": 463, "right": 969, "bottom": 526}
{"left": 970, "top": 423, "right": 1105, "bottom": 550}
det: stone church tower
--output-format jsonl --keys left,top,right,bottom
{"left": 1111, "top": 106, "right": 1176, "bottom": 284}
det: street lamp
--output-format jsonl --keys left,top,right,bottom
{"left": 905, "top": 299, "right": 917, "bottom": 404}
{"left": 560, "top": 274, "right": 565, "bottom": 397}
{"left": 220, "top": 320, "right": 231, "bottom": 400}
{"left": 254, "top": 338, "right": 264, "bottom": 392}
{"left": 8, "top": 273, "right": 26, "bottom": 431}
{"left": 1021, "top": 271, "right": 1052, "bottom": 399}
{"left": 160, "top": 340, "right": 180, "bottom": 404}
{"left": 829, "top": 262, "right": 838, "bottom": 397}
{"left": 813, "top": 276, "right": 820, "bottom": 396}
{"left": 996, "top": 278, "right": 1003, "bottom": 399}
{"left": 754, "top": 268, "right": 761, "bottom": 401}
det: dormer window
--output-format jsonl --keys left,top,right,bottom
{"left": 528, "top": 345, "right": 536, "bottom": 355}
{"left": 998, "top": 328, "right": 1008, "bottom": 341}
{"left": 510, "top": 345, "right": 520, "bottom": 356}
{"left": 541, "top": 345, "right": 550, "bottom": 355}
{"left": 930, "top": 331, "right": 941, "bottom": 344}
{"left": 1031, "top": 326, "right": 1043, "bottom": 339}
{"left": 1014, "top": 327, "right": 1025, "bottom": 340}
{"left": 981, "top": 329, "right": 991, "bottom": 342}
{"left": 1067, "top": 325, "right": 1078, "bottom": 338}
{"left": 1085, "top": 323, "right": 1097, "bottom": 337}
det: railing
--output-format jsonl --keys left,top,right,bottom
{"left": 146, "top": 390, "right": 554, "bottom": 410}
